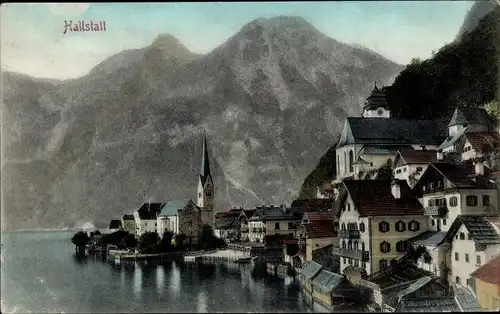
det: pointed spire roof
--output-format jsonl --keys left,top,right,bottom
{"left": 200, "top": 132, "right": 212, "bottom": 184}
{"left": 363, "top": 82, "right": 390, "bottom": 110}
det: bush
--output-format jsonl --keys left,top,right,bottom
{"left": 138, "top": 232, "right": 160, "bottom": 253}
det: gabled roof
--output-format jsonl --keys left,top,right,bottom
{"left": 453, "top": 285, "right": 483, "bottom": 312}
{"left": 397, "top": 276, "right": 433, "bottom": 299}
{"left": 250, "top": 206, "right": 296, "bottom": 221}
{"left": 439, "top": 126, "right": 468, "bottom": 150}
{"left": 303, "top": 212, "right": 335, "bottom": 238}
{"left": 109, "top": 220, "right": 122, "bottom": 229}
{"left": 304, "top": 211, "right": 333, "bottom": 222}
{"left": 408, "top": 231, "right": 447, "bottom": 247}
{"left": 470, "top": 254, "right": 500, "bottom": 285}
{"left": 341, "top": 180, "right": 424, "bottom": 217}
{"left": 311, "top": 270, "right": 345, "bottom": 294}
{"left": 448, "top": 107, "right": 496, "bottom": 127}
{"left": 122, "top": 214, "right": 134, "bottom": 221}
{"left": 361, "top": 145, "right": 413, "bottom": 156}
{"left": 159, "top": 199, "right": 193, "bottom": 217}
{"left": 214, "top": 217, "right": 238, "bottom": 230}
{"left": 444, "top": 215, "right": 500, "bottom": 246}
{"left": 137, "top": 202, "right": 167, "bottom": 220}
{"left": 464, "top": 132, "right": 500, "bottom": 152}
{"left": 337, "top": 118, "right": 447, "bottom": 148}
{"left": 301, "top": 261, "right": 323, "bottom": 280}
{"left": 397, "top": 297, "right": 461, "bottom": 312}
{"left": 395, "top": 150, "right": 438, "bottom": 166}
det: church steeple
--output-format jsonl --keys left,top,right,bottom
{"left": 362, "top": 82, "right": 391, "bottom": 118}
{"left": 200, "top": 133, "right": 211, "bottom": 184}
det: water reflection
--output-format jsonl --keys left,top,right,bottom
{"left": 197, "top": 290, "right": 209, "bottom": 313}
{"left": 133, "top": 262, "right": 142, "bottom": 299}
{"left": 156, "top": 265, "right": 164, "bottom": 295}
{"left": 169, "top": 261, "right": 181, "bottom": 298}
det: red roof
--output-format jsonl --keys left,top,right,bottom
{"left": 470, "top": 254, "right": 500, "bottom": 285}
{"left": 399, "top": 150, "right": 438, "bottom": 164}
{"left": 342, "top": 180, "right": 424, "bottom": 217}
{"left": 304, "top": 211, "right": 333, "bottom": 222}
{"left": 304, "top": 212, "right": 335, "bottom": 239}
{"left": 465, "top": 132, "right": 500, "bottom": 152}
{"left": 290, "top": 199, "right": 333, "bottom": 209}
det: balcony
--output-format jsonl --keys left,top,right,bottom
{"left": 424, "top": 206, "right": 448, "bottom": 217}
{"left": 240, "top": 226, "right": 248, "bottom": 232}
{"left": 332, "top": 247, "right": 369, "bottom": 261}
{"left": 339, "top": 229, "right": 360, "bottom": 239}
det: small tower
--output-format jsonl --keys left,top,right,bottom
{"left": 197, "top": 133, "right": 215, "bottom": 226}
{"left": 362, "top": 82, "right": 391, "bottom": 118}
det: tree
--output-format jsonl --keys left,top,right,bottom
{"left": 198, "top": 225, "right": 218, "bottom": 250}
{"left": 71, "top": 231, "right": 90, "bottom": 256}
{"left": 138, "top": 232, "right": 160, "bottom": 253}
{"left": 406, "top": 245, "right": 432, "bottom": 264}
{"left": 102, "top": 230, "right": 130, "bottom": 246}
{"left": 119, "top": 234, "right": 137, "bottom": 249}
{"left": 157, "top": 231, "right": 174, "bottom": 253}
{"left": 174, "top": 233, "right": 187, "bottom": 251}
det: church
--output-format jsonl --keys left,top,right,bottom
{"left": 154, "top": 134, "right": 216, "bottom": 241}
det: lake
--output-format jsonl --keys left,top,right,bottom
{"left": 1, "top": 231, "right": 318, "bottom": 313}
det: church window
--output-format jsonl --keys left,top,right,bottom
{"left": 349, "top": 150, "right": 354, "bottom": 173}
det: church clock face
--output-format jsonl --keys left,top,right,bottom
{"left": 377, "top": 108, "right": 384, "bottom": 116}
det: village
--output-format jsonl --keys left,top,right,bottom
{"left": 86, "top": 85, "right": 500, "bottom": 313}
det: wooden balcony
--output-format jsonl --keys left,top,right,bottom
{"left": 338, "top": 229, "right": 360, "bottom": 239}
{"left": 424, "top": 206, "right": 448, "bottom": 217}
{"left": 332, "top": 247, "right": 369, "bottom": 261}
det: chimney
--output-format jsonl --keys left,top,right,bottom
{"left": 391, "top": 179, "right": 402, "bottom": 199}
{"left": 474, "top": 159, "right": 485, "bottom": 176}
{"left": 437, "top": 150, "right": 444, "bottom": 161}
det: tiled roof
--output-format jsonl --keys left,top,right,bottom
{"left": 439, "top": 126, "right": 468, "bottom": 150}
{"left": 465, "top": 132, "right": 500, "bottom": 152}
{"left": 214, "top": 217, "right": 238, "bottom": 230}
{"left": 453, "top": 285, "right": 483, "bottom": 312}
{"left": 448, "top": 107, "right": 496, "bottom": 127}
{"left": 137, "top": 202, "right": 167, "bottom": 220}
{"left": 290, "top": 199, "right": 333, "bottom": 210}
{"left": 301, "top": 261, "right": 323, "bottom": 280}
{"left": 470, "top": 254, "right": 500, "bottom": 285}
{"left": 428, "top": 162, "right": 490, "bottom": 188}
{"left": 397, "top": 297, "right": 461, "bottom": 312}
{"left": 408, "top": 231, "right": 447, "bottom": 247}
{"left": 398, "top": 150, "right": 438, "bottom": 165}
{"left": 122, "top": 214, "right": 134, "bottom": 220}
{"left": 361, "top": 145, "right": 413, "bottom": 156}
{"left": 305, "top": 221, "right": 335, "bottom": 238}
{"left": 397, "top": 277, "right": 433, "bottom": 299}
{"left": 444, "top": 215, "right": 500, "bottom": 246}
{"left": 311, "top": 270, "right": 345, "bottom": 294}
{"left": 342, "top": 180, "right": 424, "bottom": 217}
{"left": 159, "top": 199, "right": 193, "bottom": 217}
{"left": 312, "top": 244, "right": 337, "bottom": 272}
{"left": 304, "top": 211, "right": 333, "bottom": 222}
{"left": 337, "top": 118, "right": 447, "bottom": 148}
{"left": 243, "top": 210, "right": 255, "bottom": 219}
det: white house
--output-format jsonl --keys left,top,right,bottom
{"left": 213, "top": 216, "right": 239, "bottom": 242}
{"left": 335, "top": 85, "right": 446, "bottom": 181}
{"left": 156, "top": 199, "right": 196, "bottom": 237}
{"left": 134, "top": 202, "right": 167, "bottom": 236}
{"left": 332, "top": 179, "right": 429, "bottom": 275}
{"left": 393, "top": 150, "right": 437, "bottom": 187}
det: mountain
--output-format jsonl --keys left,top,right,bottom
{"left": 1, "top": 16, "right": 402, "bottom": 230}
{"left": 296, "top": 6, "right": 500, "bottom": 199}
{"left": 455, "top": 0, "right": 498, "bottom": 41}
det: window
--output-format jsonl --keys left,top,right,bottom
{"left": 408, "top": 220, "right": 420, "bottom": 232}
{"left": 360, "top": 222, "right": 366, "bottom": 233}
{"left": 337, "top": 156, "right": 340, "bottom": 176}
{"left": 198, "top": 192, "right": 202, "bottom": 198}
{"left": 443, "top": 219, "right": 447, "bottom": 226}
{"left": 349, "top": 150, "right": 354, "bottom": 173}
{"left": 455, "top": 276, "right": 461, "bottom": 284}
{"left": 343, "top": 257, "right": 347, "bottom": 264}
{"left": 342, "top": 240, "right": 346, "bottom": 249}
{"left": 396, "top": 169, "right": 402, "bottom": 174}
{"left": 395, "top": 220, "right": 406, "bottom": 232}
{"left": 380, "top": 241, "right": 391, "bottom": 253}
{"left": 466, "top": 195, "right": 478, "bottom": 206}
{"left": 465, "top": 254, "right": 470, "bottom": 263}
{"left": 379, "top": 259, "right": 388, "bottom": 270}
{"left": 432, "top": 219, "right": 435, "bottom": 226}
{"left": 455, "top": 252, "right": 459, "bottom": 261}
{"left": 362, "top": 262, "right": 367, "bottom": 269}
{"left": 396, "top": 241, "right": 407, "bottom": 253}
{"left": 459, "top": 232, "right": 465, "bottom": 240}
{"left": 370, "top": 162, "right": 373, "bottom": 167}
{"left": 403, "top": 167, "right": 407, "bottom": 172}
{"left": 354, "top": 259, "right": 359, "bottom": 267}
{"left": 482, "top": 195, "right": 490, "bottom": 206}
{"left": 476, "top": 255, "right": 481, "bottom": 265}
{"left": 347, "top": 204, "right": 351, "bottom": 211}
{"left": 361, "top": 242, "right": 366, "bottom": 251}
{"left": 416, "top": 166, "right": 423, "bottom": 172}
{"left": 275, "top": 223, "right": 280, "bottom": 230}
{"left": 348, "top": 240, "right": 352, "bottom": 250}
{"left": 468, "top": 233, "right": 472, "bottom": 240}
{"left": 379, "top": 221, "right": 390, "bottom": 233}
{"left": 449, "top": 196, "right": 458, "bottom": 207}
{"left": 353, "top": 241, "right": 358, "bottom": 250}
{"left": 348, "top": 258, "right": 352, "bottom": 265}
{"left": 341, "top": 223, "right": 346, "bottom": 230}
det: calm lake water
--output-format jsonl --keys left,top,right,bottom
{"left": 1, "top": 231, "right": 317, "bottom": 313}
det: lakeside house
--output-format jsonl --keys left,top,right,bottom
{"left": 301, "top": 212, "right": 336, "bottom": 262}
{"left": 248, "top": 205, "right": 301, "bottom": 242}
{"left": 393, "top": 150, "right": 438, "bottom": 187}
{"left": 121, "top": 215, "right": 136, "bottom": 234}
{"left": 213, "top": 216, "right": 239, "bottom": 242}
{"left": 470, "top": 253, "right": 500, "bottom": 310}
{"left": 238, "top": 209, "right": 255, "bottom": 241}
{"left": 156, "top": 199, "right": 203, "bottom": 247}
{"left": 134, "top": 203, "right": 166, "bottom": 236}
{"left": 333, "top": 179, "right": 428, "bottom": 275}
{"left": 156, "top": 199, "right": 191, "bottom": 235}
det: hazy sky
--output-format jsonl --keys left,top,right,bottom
{"left": 1, "top": 2, "right": 474, "bottom": 80}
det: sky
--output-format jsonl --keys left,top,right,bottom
{"left": 1, "top": 2, "right": 475, "bottom": 80}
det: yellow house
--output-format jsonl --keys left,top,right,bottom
{"left": 301, "top": 212, "right": 336, "bottom": 262}
{"left": 470, "top": 254, "right": 500, "bottom": 311}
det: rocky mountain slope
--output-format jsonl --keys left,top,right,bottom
{"left": 1, "top": 16, "right": 402, "bottom": 230}
{"left": 297, "top": 5, "right": 500, "bottom": 199}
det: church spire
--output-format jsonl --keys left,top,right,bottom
{"left": 200, "top": 133, "right": 211, "bottom": 181}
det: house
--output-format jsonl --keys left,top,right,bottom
{"left": 157, "top": 199, "right": 202, "bottom": 246}
{"left": 121, "top": 214, "right": 136, "bottom": 235}
{"left": 108, "top": 219, "right": 122, "bottom": 231}
{"left": 214, "top": 216, "right": 239, "bottom": 242}
{"left": 248, "top": 205, "right": 302, "bottom": 243}
{"left": 134, "top": 202, "right": 167, "bottom": 236}
{"left": 407, "top": 230, "right": 448, "bottom": 278}
{"left": 310, "top": 269, "right": 356, "bottom": 311}
{"left": 412, "top": 160, "right": 498, "bottom": 234}
{"left": 333, "top": 179, "right": 428, "bottom": 275}
{"left": 301, "top": 212, "right": 336, "bottom": 262}
{"left": 442, "top": 215, "right": 500, "bottom": 289}
{"left": 470, "top": 253, "right": 500, "bottom": 310}
{"left": 438, "top": 107, "right": 497, "bottom": 157}
{"left": 300, "top": 261, "right": 324, "bottom": 294}
{"left": 393, "top": 149, "right": 437, "bottom": 187}
{"left": 238, "top": 209, "right": 255, "bottom": 242}
{"left": 335, "top": 85, "right": 447, "bottom": 181}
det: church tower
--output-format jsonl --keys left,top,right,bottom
{"left": 362, "top": 82, "right": 391, "bottom": 118}
{"left": 197, "top": 134, "right": 215, "bottom": 226}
